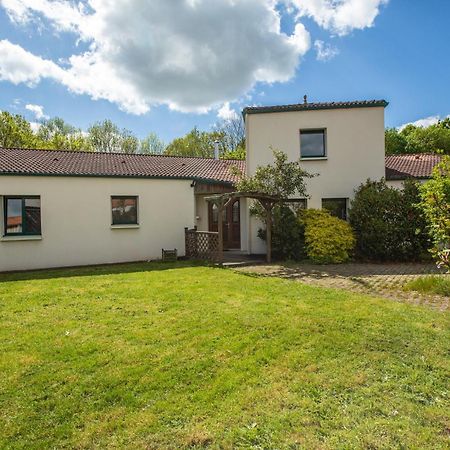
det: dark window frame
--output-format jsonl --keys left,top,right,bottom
{"left": 300, "top": 128, "right": 327, "bottom": 159}
{"left": 111, "top": 195, "right": 139, "bottom": 226}
{"left": 322, "top": 198, "right": 348, "bottom": 221}
{"left": 3, "top": 195, "right": 42, "bottom": 236}
{"left": 284, "top": 198, "right": 308, "bottom": 213}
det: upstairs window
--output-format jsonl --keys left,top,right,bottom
{"left": 300, "top": 129, "right": 326, "bottom": 158}
{"left": 3, "top": 196, "right": 41, "bottom": 236}
{"left": 322, "top": 198, "right": 348, "bottom": 221}
{"left": 111, "top": 196, "right": 138, "bottom": 225}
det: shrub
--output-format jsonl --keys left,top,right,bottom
{"left": 349, "top": 179, "right": 429, "bottom": 261}
{"left": 257, "top": 205, "right": 305, "bottom": 260}
{"left": 419, "top": 156, "right": 450, "bottom": 271}
{"left": 301, "top": 209, "right": 355, "bottom": 264}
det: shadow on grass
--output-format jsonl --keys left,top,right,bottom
{"left": 258, "top": 261, "right": 443, "bottom": 279}
{"left": 0, "top": 260, "right": 211, "bottom": 283}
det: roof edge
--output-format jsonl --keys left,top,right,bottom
{"left": 0, "top": 171, "right": 236, "bottom": 186}
{"left": 243, "top": 100, "right": 389, "bottom": 116}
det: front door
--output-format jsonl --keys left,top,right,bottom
{"left": 208, "top": 199, "right": 241, "bottom": 249}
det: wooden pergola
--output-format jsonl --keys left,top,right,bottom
{"left": 204, "top": 191, "right": 284, "bottom": 264}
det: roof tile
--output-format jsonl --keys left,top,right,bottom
{"left": 385, "top": 154, "right": 442, "bottom": 180}
{"left": 243, "top": 99, "right": 388, "bottom": 115}
{"left": 0, "top": 148, "right": 245, "bottom": 185}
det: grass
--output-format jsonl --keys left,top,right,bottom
{"left": 404, "top": 275, "right": 450, "bottom": 297}
{"left": 0, "top": 262, "right": 449, "bottom": 449}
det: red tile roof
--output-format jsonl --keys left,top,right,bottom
{"left": 385, "top": 154, "right": 442, "bottom": 180}
{"left": 0, "top": 148, "right": 442, "bottom": 185}
{"left": 0, "top": 148, "right": 245, "bottom": 185}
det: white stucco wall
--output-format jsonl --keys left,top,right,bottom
{"left": 245, "top": 106, "right": 386, "bottom": 254}
{"left": 386, "top": 179, "right": 404, "bottom": 190}
{"left": 195, "top": 195, "right": 209, "bottom": 231}
{"left": 386, "top": 179, "right": 428, "bottom": 190}
{"left": 0, "top": 176, "right": 195, "bottom": 271}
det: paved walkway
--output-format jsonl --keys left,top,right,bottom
{"left": 235, "top": 263, "right": 449, "bottom": 311}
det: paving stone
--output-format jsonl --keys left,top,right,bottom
{"left": 235, "top": 263, "right": 449, "bottom": 312}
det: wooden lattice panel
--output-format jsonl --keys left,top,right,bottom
{"left": 185, "top": 228, "right": 219, "bottom": 261}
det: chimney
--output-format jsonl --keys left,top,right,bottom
{"left": 303, "top": 95, "right": 308, "bottom": 105}
{"left": 214, "top": 140, "right": 220, "bottom": 160}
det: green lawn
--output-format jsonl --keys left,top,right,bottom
{"left": 405, "top": 275, "right": 450, "bottom": 297}
{"left": 0, "top": 262, "right": 449, "bottom": 449}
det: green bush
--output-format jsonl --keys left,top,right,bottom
{"left": 301, "top": 209, "right": 355, "bottom": 264}
{"left": 257, "top": 205, "right": 305, "bottom": 260}
{"left": 419, "top": 156, "right": 450, "bottom": 271}
{"left": 349, "top": 179, "right": 430, "bottom": 261}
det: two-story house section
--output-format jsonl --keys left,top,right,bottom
{"left": 242, "top": 99, "right": 388, "bottom": 255}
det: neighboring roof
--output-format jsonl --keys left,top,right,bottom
{"left": 243, "top": 99, "right": 388, "bottom": 115}
{"left": 385, "top": 154, "right": 442, "bottom": 180}
{"left": 0, "top": 148, "right": 245, "bottom": 185}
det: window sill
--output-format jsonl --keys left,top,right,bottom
{"left": 1, "top": 235, "right": 42, "bottom": 242}
{"left": 111, "top": 224, "right": 140, "bottom": 229}
{"left": 300, "top": 157, "right": 328, "bottom": 161}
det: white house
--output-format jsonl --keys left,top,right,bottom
{"left": 0, "top": 99, "right": 439, "bottom": 272}
{"left": 242, "top": 99, "right": 388, "bottom": 254}
{"left": 0, "top": 150, "right": 244, "bottom": 271}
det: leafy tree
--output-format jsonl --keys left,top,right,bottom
{"left": 236, "top": 149, "right": 313, "bottom": 261}
{"left": 419, "top": 156, "right": 450, "bottom": 271}
{"left": 88, "top": 120, "right": 138, "bottom": 153}
{"left": 165, "top": 127, "right": 225, "bottom": 158}
{"left": 236, "top": 149, "right": 312, "bottom": 199}
{"left": 215, "top": 115, "right": 246, "bottom": 159}
{"left": 404, "top": 124, "right": 450, "bottom": 154}
{"left": 37, "top": 117, "right": 90, "bottom": 151}
{"left": 385, "top": 120, "right": 450, "bottom": 155}
{"left": 385, "top": 128, "right": 407, "bottom": 155}
{"left": 140, "top": 132, "right": 166, "bottom": 154}
{"left": 0, "top": 111, "right": 38, "bottom": 148}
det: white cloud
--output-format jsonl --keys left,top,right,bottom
{"left": 314, "top": 40, "right": 339, "bottom": 61}
{"left": 0, "top": 39, "right": 64, "bottom": 86}
{"left": 398, "top": 115, "right": 449, "bottom": 131}
{"left": 0, "top": 0, "right": 312, "bottom": 114}
{"left": 217, "top": 103, "right": 238, "bottom": 121}
{"left": 0, "top": 0, "right": 388, "bottom": 115}
{"left": 25, "top": 103, "right": 48, "bottom": 120}
{"left": 287, "top": 0, "right": 389, "bottom": 35}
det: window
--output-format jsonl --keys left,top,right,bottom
{"left": 111, "top": 196, "right": 138, "bottom": 225}
{"left": 285, "top": 198, "right": 307, "bottom": 214}
{"left": 300, "top": 129, "right": 326, "bottom": 158}
{"left": 3, "top": 196, "right": 41, "bottom": 236}
{"left": 322, "top": 198, "right": 348, "bottom": 221}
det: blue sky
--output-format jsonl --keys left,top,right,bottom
{"left": 0, "top": 0, "right": 449, "bottom": 143}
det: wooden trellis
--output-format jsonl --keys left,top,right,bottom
{"left": 204, "top": 191, "right": 283, "bottom": 264}
{"left": 185, "top": 227, "right": 219, "bottom": 261}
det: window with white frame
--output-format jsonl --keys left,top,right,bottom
{"left": 111, "top": 196, "right": 138, "bottom": 225}
{"left": 300, "top": 129, "right": 326, "bottom": 158}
